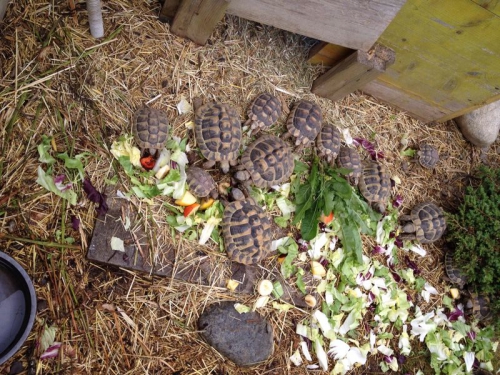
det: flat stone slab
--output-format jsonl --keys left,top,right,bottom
{"left": 198, "top": 301, "right": 274, "bottom": 366}
{"left": 87, "top": 189, "right": 312, "bottom": 308}
{"left": 87, "top": 189, "right": 214, "bottom": 285}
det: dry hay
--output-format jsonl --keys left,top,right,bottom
{"left": 0, "top": 0, "right": 499, "bottom": 374}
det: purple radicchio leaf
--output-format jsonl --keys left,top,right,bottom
{"left": 54, "top": 175, "right": 72, "bottom": 192}
{"left": 404, "top": 255, "right": 421, "bottom": 275}
{"left": 393, "top": 195, "right": 403, "bottom": 208}
{"left": 448, "top": 307, "right": 465, "bottom": 322}
{"left": 83, "top": 178, "right": 108, "bottom": 216}
{"left": 71, "top": 216, "right": 80, "bottom": 231}
{"left": 40, "top": 342, "right": 62, "bottom": 360}
{"left": 394, "top": 236, "right": 404, "bottom": 248}
{"left": 389, "top": 266, "right": 402, "bottom": 283}
{"left": 373, "top": 245, "right": 385, "bottom": 255}
{"left": 384, "top": 355, "right": 393, "bottom": 364}
{"left": 319, "top": 257, "right": 329, "bottom": 268}
{"left": 467, "top": 331, "right": 476, "bottom": 341}
{"left": 368, "top": 291, "right": 375, "bottom": 304}
{"left": 397, "top": 354, "right": 407, "bottom": 365}
{"left": 353, "top": 137, "right": 385, "bottom": 160}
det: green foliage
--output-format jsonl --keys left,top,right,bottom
{"left": 291, "top": 158, "right": 380, "bottom": 264}
{"left": 446, "top": 166, "right": 500, "bottom": 322}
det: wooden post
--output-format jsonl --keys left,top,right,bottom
{"left": 170, "top": 0, "right": 229, "bottom": 45}
{"left": 311, "top": 43, "right": 395, "bottom": 102}
{"left": 159, "top": 0, "right": 181, "bottom": 23}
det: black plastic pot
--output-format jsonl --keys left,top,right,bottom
{"left": 0, "top": 251, "right": 37, "bottom": 365}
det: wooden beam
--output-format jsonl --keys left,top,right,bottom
{"left": 159, "top": 0, "right": 181, "bottom": 23}
{"left": 311, "top": 44, "right": 395, "bottom": 102}
{"left": 307, "top": 42, "right": 354, "bottom": 67}
{"left": 170, "top": 0, "right": 229, "bottom": 45}
{"left": 226, "top": 0, "right": 407, "bottom": 52}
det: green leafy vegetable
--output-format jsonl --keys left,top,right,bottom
{"left": 36, "top": 166, "right": 77, "bottom": 205}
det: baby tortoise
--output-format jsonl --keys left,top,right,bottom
{"left": 316, "top": 124, "right": 341, "bottom": 166}
{"left": 465, "top": 293, "right": 491, "bottom": 322}
{"left": 234, "top": 134, "right": 294, "bottom": 188}
{"left": 358, "top": 162, "right": 391, "bottom": 213}
{"left": 222, "top": 190, "right": 272, "bottom": 265}
{"left": 244, "top": 93, "right": 282, "bottom": 132}
{"left": 133, "top": 107, "right": 169, "bottom": 157}
{"left": 417, "top": 143, "right": 439, "bottom": 169}
{"left": 186, "top": 166, "right": 217, "bottom": 198}
{"left": 337, "top": 146, "right": 362, "bottom": 185}
{"left": 284, "top": 100, "right": 322, "bottom": 150}
{"left": 444, "top": 251, "right": 467, "bottom": 289}
{"left": 399, "top": 202, "right": 446, "bottom": 243}
{"left": 193, "top": 98, "right": 242, "bottom": 174}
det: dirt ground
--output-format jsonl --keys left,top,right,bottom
{"left": 0, "top": 0, "right": 499, "bottom": 374}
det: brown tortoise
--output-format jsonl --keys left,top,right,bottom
{"left": 399, "top": 201, "right": 446, "bottom": 243}
{"left": 417, "top": 143, "right": 439, "bottom": 169}
{"left": 193, "top": 98, "right": 242, "bottom": 174}
{"left": 337, "top": 146, "right": 362, "bottom": 185}
{"left": 316, "top": 124, "right": 342, "bottom": 165}
{"left": 244, "top": 93, "right": 282, "bottom": 132}
{"left": 284, "top": 100, "right": 322, "bottom": 150}
{"left": 133, "top": 107, "right": 169, "bottom": 157}
{"left": 465, "top": 293, "right": 491, "bottom": 322}
{"left": 222, "top": 192, "right": 272, "bottom": 265}
{"left": 444, "top": 251, "right": 467, "bottom": 289}
{"left": 186, "top": 166, "right": 217, "bottom": 198}
{"left": 234, "top": 134, "right": 294, "bottom": 188}
{"left": 358, "top": 162, "right": 391, "bottom": 213}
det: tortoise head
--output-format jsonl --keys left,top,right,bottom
{"left": 372, "top": 201, "right": 386, "bottom": 214}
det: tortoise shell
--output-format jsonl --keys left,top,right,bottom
{"left": 465, "top": 293, "right": 491, "bottom": 321}
{"left": 418, "top": 144, "right": 439, "bottom": 169}
{"left": 194, "top": 102, "right": 242, "bottom": 167}
{"left": 239, "top": 135, "right": 294, "bottom": 188}
{"left": 222, "top": 198, "right": 272, "bottom": 265}
{"left": 445, "top": 251, "right": 467, "bottom": 288}
{"left": 338, "top": 146, "right": 362, "bottom": 184}
{"left": 186, "top": 167, "right": 216, "bottom": 198}
{"left": 245, "top": 93, "right": 282, "bottom": 131}
{"left": 316, "top": 124, "right": 341, "bottom": 165}
{"left": 358, "top": 162, "right": 391, "bottom": 213}
{"left": 133, "top": 107, "right": 169, "bottom": 153}
{"left": 409, "top": 202, "right": 446, "bottom": 243}
{"left": 286, "top": 100, "right": 322, "bottom": 146}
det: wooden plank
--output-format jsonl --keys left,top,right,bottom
{"left": 471, "top": 0, "right": 500, "bottom": 17}
{"left": 171, "top": 0, "right": 229, "bottom": 45}
{"left": 226, "top": 0, "right": 407, "bottom": 51}
{"left": 307, "top": 42, "right": 354, "bottom": 66}
{"left": 365, "top": 0, "right": 500, "bottom": 122}
{"left": 159, "top": 0, "right": 181, "bottom": 23}
{"left": 312, "top": 44, "right": 395, "bottom": 102}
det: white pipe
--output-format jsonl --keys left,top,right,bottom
{"left": 87, "top": 0, "right": 104, "bottom": 38}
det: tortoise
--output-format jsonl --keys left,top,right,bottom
{"left": 186, "top": 166, "right": 217, "bottom": 198}
{"left": 464, "top": 293, "right": 491, "bottom": 321}
{"left": 399, "top": 201, "right": 446, "bottom": 243}
{"left": 444, "top": 251, "right": 467, "bottom": 289}
{"left": 338, "top": 146, "right": 362, "bottom": 185}
{"left": 316, "top": 124, "right": 341, "bottom": 165}
{"left": 284, "top": 100, "right": 322, "bottom": 150}
{"left": 193, "top": 98, "right": 242, "bottom": 174}
{"left": 358, "top": 162, "right": 391, "bottom": 213}
{"left": 244, "top": 93, "right": 282, "bottom": 132}
{"left": 417, "top": 143, "right": 439, "bottom": 169}
{"left": 133, "top": 107, "right": 169, "bottom": 157}
{"left": 222, "top": 192, "right": 272, "bottom": 265}
{"left": 234, "top": 134, "right": 294, "bottom": 188}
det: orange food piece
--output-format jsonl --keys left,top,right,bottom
{"left": 320, "top": 211, "right": 334, "bottom": 224}
{"left": 140, "top": 156, "right": 156, "bottom": 170}
{"left": 200, "top": 198, "right": 215, "bottom": 210}
{"left": 183, "top": 203, "right": 200, "bottom": 217}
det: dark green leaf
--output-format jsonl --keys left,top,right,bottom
{"left": 293, "top": 160, "right": 309, "bottom": 175}
{"left": 296, "top": 273, "right": 306, "bottom": 294}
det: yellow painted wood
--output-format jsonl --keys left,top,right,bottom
{"left": 471, "top": 0, "right": 500, "bottom": 17}
{"left": 364, "top": 0, "right": 500, "bottom": 122}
